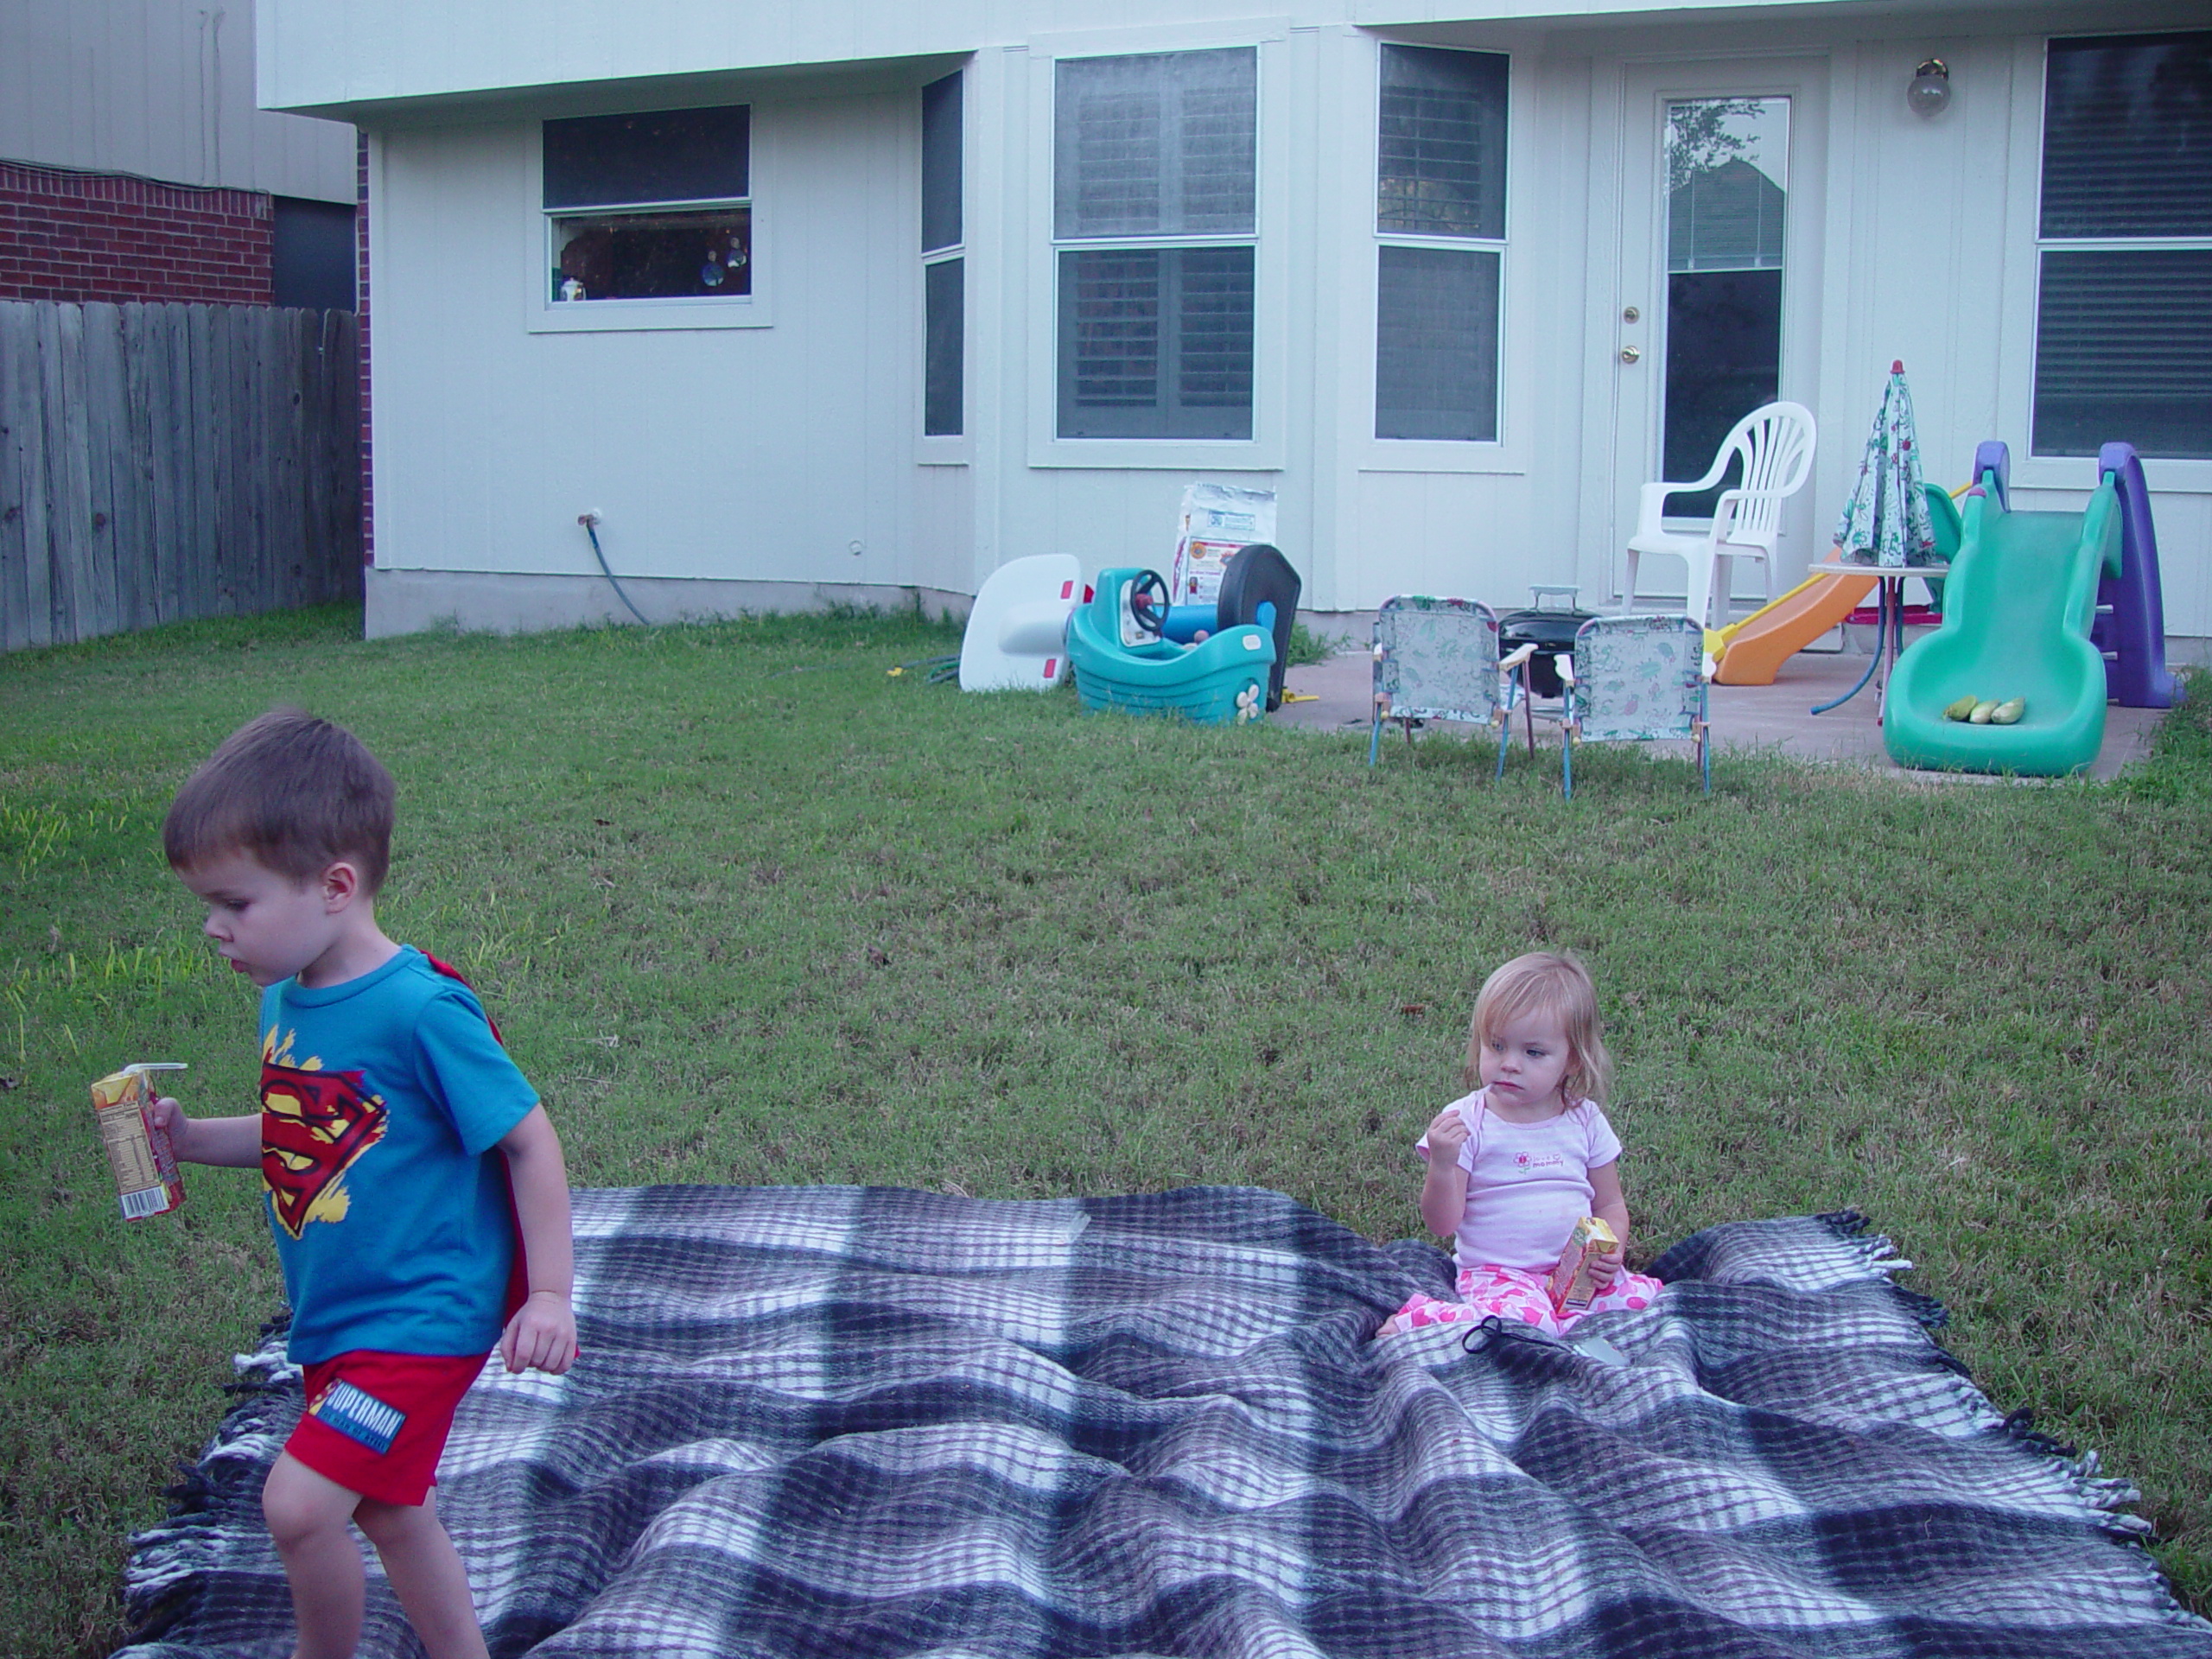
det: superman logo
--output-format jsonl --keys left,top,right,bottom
{"left": 262, "top": 1062, "right": 386, "bottom": 1239}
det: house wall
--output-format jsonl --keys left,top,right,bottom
{"left": 2, "top": 0, "right": 355, "bottom": 202}
{"left": 324, "top": 0, "right": 2210, "bottom": 647}
{"left": 364, "top": 85, "right": 958, "bottom": 620}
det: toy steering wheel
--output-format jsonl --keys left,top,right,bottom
{"left": 1128, "top": 570, "right": 1171, "bottom": 639}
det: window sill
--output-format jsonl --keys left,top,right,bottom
{"left": 1358, "top": 441, "right": 1525, "bottom": 476}
{"left": 1027, "top": 437, "right": 1282, "bottom": 472}
{"left": 2012, "top": 454, "right": 2212, "bottom": 495}
{"left": 527, "top": 297, "right": 773, "bottom": 334}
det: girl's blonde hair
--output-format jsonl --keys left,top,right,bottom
{"left": 1463, "top": 950, "right": 1613, "bottom": 1106}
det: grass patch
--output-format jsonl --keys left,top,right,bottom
{"left": 3, "top": 603, "right": 2208, "bottom": 1652}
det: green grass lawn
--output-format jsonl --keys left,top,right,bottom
{"left": 3, "top": 602, "right": 2208, "bottom": 1656}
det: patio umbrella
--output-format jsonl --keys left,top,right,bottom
{"left": 1809, "top": 359, "right": 1940, "bottom": 717}
{"left": 1833, "top": 359, "right": 1936, "bottom": 568}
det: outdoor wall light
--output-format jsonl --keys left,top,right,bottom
{"left": 1908, "top": 58, "right": 1952, "bottom": 118}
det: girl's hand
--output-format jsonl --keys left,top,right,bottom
{"left": 1586, "top": 1248, "right": 1622, "bottom": 1291}
{"left": 500, "top": 1290, "right": 579, "bottom": 1376}
{"left": 1425, "top": 1105, "right": 1470, "bottom": 1159}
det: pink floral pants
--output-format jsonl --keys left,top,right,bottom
{"left": 1383, "top": 1262, "right": 1663, "bottom": 1338}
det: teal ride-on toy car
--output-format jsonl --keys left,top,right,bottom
{"left": 1067, "top": 566, "right": 1275, "bottom": 725}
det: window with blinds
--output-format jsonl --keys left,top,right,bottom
{"left": 922, "top": 72, "right": 964, "bottom": 437}
{"left": 2034, "top": 32, "right": 2212, "bottom": 458}
{"left": 1054, "top": 48, "right": 1257, "bottom": 440}
{"left": 1374, "top": 45, "right": 1509, "bottom": 443}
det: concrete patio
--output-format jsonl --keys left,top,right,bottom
{"left": 1272, "top": 624, "right": 2171, "bottom": 783}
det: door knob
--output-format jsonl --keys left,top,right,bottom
{"left": 1619, "top": 346, "right": 1642, "bottom": 363}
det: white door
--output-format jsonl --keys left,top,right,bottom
{"left": 1607, "top": 58, "right": 1828, "bottom": 613}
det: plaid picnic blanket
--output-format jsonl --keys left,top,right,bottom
{"left": 116, "top": 1186, "right": 2209, "bottom": 1658}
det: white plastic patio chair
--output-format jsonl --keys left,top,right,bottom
{"left": 1368, "top": 596, "right": 1536, "bottom": 779}
{"left": 1624, "top": 401, "right": 1816, "bottom": 629}
{"left": 1558, "top": 614, "right": 1714, "bottom": 798}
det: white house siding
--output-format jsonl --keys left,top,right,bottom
{"left": 264, "top": 0, "right": 2211, "bottom": 647}
{"left": 2, "top": 0, "right": 353, "bottom": 201}
{"left": 367, "top": 87, "right": 942, "bottom": 607}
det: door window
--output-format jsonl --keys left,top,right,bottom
{"left": 1661, "top": 98, "right": 1788, "bottom": 514}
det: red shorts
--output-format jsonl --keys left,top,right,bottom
{"left": 287, "top": 1350, "right": 491, "bottom": 1506}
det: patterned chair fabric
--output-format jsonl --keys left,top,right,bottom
{"left": 1369, "top": 596, "right": 1518, "bottom": 776}
{"left": 1564, "top": 614, "right": 1712, "bottom": 795}
{"left": 1372, "top": 595, "right": 1504, "bottom": 723}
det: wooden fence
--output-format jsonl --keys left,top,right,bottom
{"left": 0, "top": 301, "right": 361, "bottom": 652}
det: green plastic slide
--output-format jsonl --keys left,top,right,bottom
{"left": 1884, "top": 477, "right": 2121, "bottom": 776}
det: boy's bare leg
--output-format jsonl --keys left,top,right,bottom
{"left": 355, "top": 1490, "right": 491, "bottom": 1659}
{"left": 261, "top": 1453, "right": 370, "bottom": 1659}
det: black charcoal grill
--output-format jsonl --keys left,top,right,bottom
{"left": 1497, "top": 588, "right": 1594, "bottom": 700}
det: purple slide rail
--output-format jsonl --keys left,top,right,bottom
{"left": 2093, "top": 442, "right": 2178, "bottom": 709}
{"left": 1968, "top": 440, "right": 2177, "bottom": 709}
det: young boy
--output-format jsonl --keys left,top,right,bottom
{"left": 151, "top": 709, "right": 577, "bottom": 1659}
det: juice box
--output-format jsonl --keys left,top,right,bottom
{"left": 88, "top": 1063, "right": 188, "bottom": 1221}
{"left": 1546, "top": 1216, "right": 1619, "bottom": 1313}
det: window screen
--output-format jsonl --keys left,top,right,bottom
{"left": 1375, "top": 245, "right": 1500, "bottom": 441}
{"left": 543, "top": 106, "right": 749, "bottom": 208}
{"left": 923, "top": 73, "right": 963, "bottom": 254}
{"left": 1377, "top": 45, "right": 1508, "bottom": 239}
{"left": 2034, "top": 248, "right": 2212, "bottom": 458}
{"left": 1058, "top": 246, "right": 1254, "bottom": 440}
{"left": 2041, "top": 33, "right": 2212, "bottom": 238}
{"left": 2034, "top": 33, "right": 2212, "bottom": 458}
{"left": 925, "top": 257, "right": 964, "bottom": 436}
{"left": 1054, "top": 49, "right": 1256, "bottom": 240}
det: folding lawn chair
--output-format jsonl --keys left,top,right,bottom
{"left": 1558, "top": 614, "right": 1714, "bottom": 798}
{"left": 1368, "top": 596, "right": 1535, "bottom": 778}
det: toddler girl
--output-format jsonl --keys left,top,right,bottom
{"left": 1380, "top": 950, "right": 1663, "bottom": 1337}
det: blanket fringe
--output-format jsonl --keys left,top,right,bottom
{"left": 1822, "top": 1213, "right": 2179, "bottom": 1564}
{"left": 117, "top": 1316, "right": 296, "bottom": 1649}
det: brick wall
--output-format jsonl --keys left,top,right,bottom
{"left": 0, "top": 162, "right": 273, "bottom": 306}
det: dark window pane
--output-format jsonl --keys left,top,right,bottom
{"left": 925, "top": 257, "right": 964, "bottom": 435}
{"left": 1662, "top": 269, "right": 1782, "bottom": 516}
{"left": 543, "top": 106, "right": 749, "bottom": 208}
{"left": 1058, "top": 246, "right": 1253, "bottom": 439}
{"left": 1055, "top": 49, "right": 1255, "bottom": 239}
{"left": 922, "top": 73, "right": 963, "bottom": 253}
{"left": 1376, "top": 245, "right": 1499, "bottom": 441}
{"left": 272, "top": 197, "right": 357, "bottom": 311}
{"left": 2035, "top": 248, "right": 2212, "bottom": 458}
{"left": 2042, "top": 33, "right": 2212, "bottom": 238}
{"left": 1377, "top": 45, "right": 1508, "bottom": 238}
{"left": 553, "top": 208, "right": 751, "bottom": 302}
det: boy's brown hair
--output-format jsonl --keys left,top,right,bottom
{"left": 1463, "top": 950, "right": 1614, "bottom": 1105}
{"left": 163, "top": 709, "right": 396, "bottom": 893}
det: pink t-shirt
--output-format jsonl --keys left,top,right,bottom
{"left": 1415, "top": 1090, "right": 1624, "bottom": 1273}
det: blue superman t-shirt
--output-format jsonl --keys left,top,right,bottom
{"left": 257, "top": 946, "right": 539, "bottom": 1364}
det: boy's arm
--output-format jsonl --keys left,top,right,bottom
{"left": 148, "top": 1097, "right": 261, "bottom": 1168}
{"left": 497, "top": 1103, "right": 578, "bottom": 1375}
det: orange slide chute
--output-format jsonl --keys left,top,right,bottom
{"left": 1708, "top": 571, "right": 1877, "bottom": 686}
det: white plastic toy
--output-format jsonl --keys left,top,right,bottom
{"left": 958, "top": 555, "right": 1084, "bottom": 691}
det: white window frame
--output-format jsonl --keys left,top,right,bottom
{"left": 1027, "top": 22, "right": 1290, "bottom": 472}
{"left": 1358, "top": 34, "right": 1529, "bottom": 477}
{"left": 526, "top": 103, "right": 772, "bottom": 335}
{"left": 920, "top": 68, "right": 970, "bottom": 460}
{"left": 1999, "top": 34, "right": 2212, "bottom": 492}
